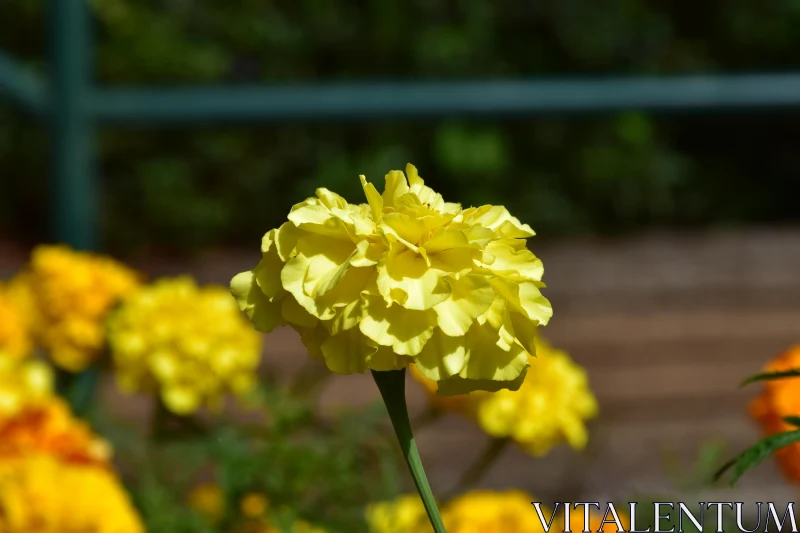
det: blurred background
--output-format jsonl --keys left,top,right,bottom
{"left": 2, "top": 0, "right": 800, "bottom": 522}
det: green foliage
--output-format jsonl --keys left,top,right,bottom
{"left": 715, "top": 366, "right": 800, "bottom": 486}
{"left": 661, "top": 439, "right": 730, "bottom": 492}
{"left": 94, "top": 380, "right": 405, "bottom": 533}
{"left": 715, "top": 430, "right": 800, "bottom": 485}
{"left": 2, "top": 1, "right": 800, "bottom": 253}
{"left": 740, "top": 368, "right": 800, "bottom": 387}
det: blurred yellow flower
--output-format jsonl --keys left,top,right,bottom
{"left": 0, "top": 357, "right": 53, "bottom": 419}
{"left": 410, "top": 337, "right": 598, "bottom": 456}
{"left": 241, "top": 492, "right": 270, "bottom": 518}
{"left": 365, "top": 493, "right": 431, "bottom": 533}
{"left": 0, "top": 452, "right": 143, "bottom": 533}
{"left": 439, "top": 489, "right": 545, "bottom": 533}
{"left": 0, "top": 397, "right": 111, "bottom": 467}
{"left": 108, "top": 276, "right": 262, "bottom": 415}
{"left": 749, "top": 344, "right": 800, "bottom": 482}
{"left": 474, "top": 337, "right": 598, "bottom": 456}
{"left": 189, "top": 482, "right": 225, "bottom": 523}
{"left": 366, "top": 491, "right": 628, "bottom": 533}
{"left": 232, "top": 164, "right": 552, "bottom": 395}
{"left": 0, "top": 283, "right": 32, "bottom": 362}
{"left": 19, "top": 245, "right": 141, "bottom": 372}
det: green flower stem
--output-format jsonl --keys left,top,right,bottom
{"left": 446, "top": 436, "right": 510, "bottom": 500}
{"left": 372, "top": 368, "right": 447, "bottom": 533}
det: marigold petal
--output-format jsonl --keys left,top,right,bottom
{"left": 413, "top": 330, "right": 468, "bottom": 381}
{"left": 162, "top": 386, "right": 200, "bottom": 415}
{"left": 320, "top": 330, "right": 374, "bottom": 374}
{"left": 230, "top": 271, "right": 283, "bottom": 333}
{"left": 360, "top": 175, "right": 384, "bottom": 221}
{"left": 381, "top": 170, "right": 410, "bottom": 207}
{"left": 376, "top": 247, "right": 450, "bottom": 310}
{"left": 437, "top": 368, "right": 527, "bottom": 396}
{"left": 358, "top": 298, "right": 435, "bottom": 356}
{"left": 467, "top": 205, "right": 536, "bottom": 238}
{"left": 483, "top": 241, "right": 544, "bottom": 281}
{"left": 491, "top": 278, "right": 553, "bottom": 326}
{"left": 368, "top": 346, "right": 413, "bottom": 371}
{"left": 434, "top": 275, "right": 495, "bottom": 337}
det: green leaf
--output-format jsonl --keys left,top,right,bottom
{"left": 784, "top": 416, "right": 800, "bottom": 427}
{"left": 714, "top": 430, "right": 800, "bottom": 485}
{"left": 739, "top": 369, "right": 800, "bottom": 387}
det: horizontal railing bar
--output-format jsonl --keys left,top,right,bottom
{"left": 91, "top": 74, "right": 800, "bottom": 123}
{"left": 0, "top": 52, "right": 48, "bottom": 116}
{"left": 5, "top": 71, "right": 800, "bottom": 123}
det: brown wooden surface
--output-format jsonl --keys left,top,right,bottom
{"left": 2, "top": 226, "right": 799, "bottom": 505}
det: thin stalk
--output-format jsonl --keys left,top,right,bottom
{"left": 372, "top": 368, "right": 447, "bottom": 533}
{"left": 446, "top": 436, "right": 510, "bottom": 500}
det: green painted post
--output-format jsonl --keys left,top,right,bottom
{"left": 51, "top": 0, "right": 96, "bottom": 250}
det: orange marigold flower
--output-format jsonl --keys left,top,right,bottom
{"left": 0, "top": 397, "right": 111, "bottom": 467}
{"left": 0, "top": 453, "right": 143, "bottom": 533}
{"left": 749, "top": 344, "right": 800, "bottom": 482}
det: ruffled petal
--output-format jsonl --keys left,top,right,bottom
{"left": 360, "top": 175, "right": 384, "bottom": 220}
{"left": 230, "top": 270, "right": 284, "bottom": 333}
{"left": 376, "top": 246, "right": 451, "bottom": 310}
{"left": 368, "top": 345, "right": 413, "bottom": 371}
{"left": 382, "top": 170, "right": 410, "bottom": 207}
{"left": 413, "top": 329, "right": 468, "bottom": 381}
{"left": 491, "top": 278, "right": 553, "bottom": 326}
{"left": 466, "top": 205, "right": 536, "bottom": 238}
{"left": 320, "top": 329, "right": 375, "bottom": 373}
{"left": 436, "top": 323, "right": 529, "bottom": 396}
{"left": 482, "top": 241, "right": 544, "bottom": 281}
{"left": 358, "top": 297, "right": 436, "bottom": 356}
{"left": 433, "top": 275, "right": 495, "bottom": 337}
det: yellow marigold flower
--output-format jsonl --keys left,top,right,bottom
{"left": 474, "top": 337, "right": 598, "bottom": 456}
{"left": 366, "top": 493, "right": 431, "bottom": 533}
{"left": 0, "top": 283, "right": 32, "bottom": 362}
{"left": 232, "top": 164, "right": 552, "bottom": 395}
{"left": 0, "top": 397, "right": 111, "bottom": 467}
{"left": 749, "top": 344, "right": 800, "bottom": 482}
{"left": 410, "top": 337, "right": 598, "bottom": 456}
{"left": 108, "top": 276, "right": 262, "bottom": 415}
{"left": 0, "top": 452, "right": 143, "bottom": 533}
{"left": 189, "top": 482, "right": 226, "bottom": 523}
{"left": 367, "top": 492, "right": 629, "bottom": 533}
{"left": 0, "top": 356, "right": 53, "bottom": 419}
{"left": 438, "top": 489, "right": 544, "bottom": 533}
{"left": 241, "top": 493, "right": 270, "bottom": 518}
{"left": 20, "top": 245, "right": 141, "bottom": 372}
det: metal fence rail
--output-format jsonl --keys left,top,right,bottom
{"left": 2, "top": 0, "right": 799, "bottom": 251}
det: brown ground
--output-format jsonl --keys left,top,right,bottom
{"left": 2, "top": 226, "right": 799, "bottom": 506}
